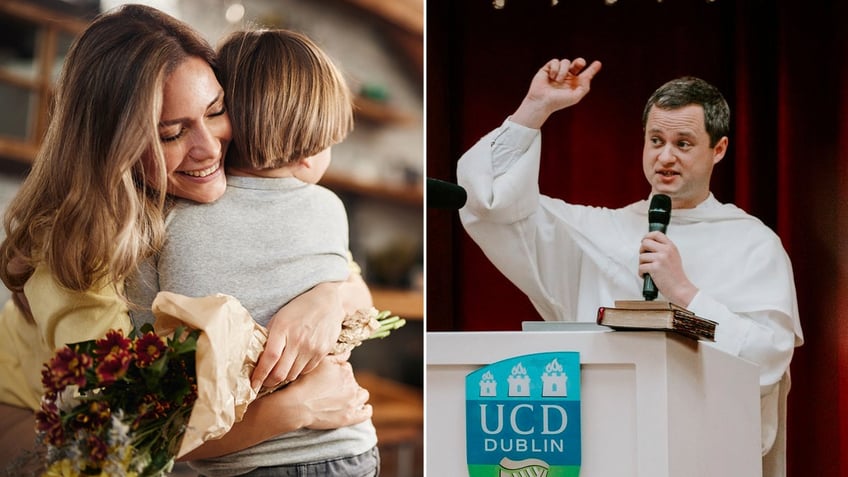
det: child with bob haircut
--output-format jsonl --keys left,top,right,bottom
{"left": 128, "top": 29, "right": 380, "bottom": 476}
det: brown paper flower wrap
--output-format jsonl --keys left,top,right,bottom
{"left": 150, "top": 291, "right": 405, "bottom": 457}
{"left": 150, "top": 291, "right": 267, "bottom": 458}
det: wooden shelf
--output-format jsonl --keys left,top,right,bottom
{"left": 320, "top": 170, "right": 422, "bottom": 207}
{"left": 353, "top": 95, "right": 416, "bottom": 125}
{"left": 371, "top": 287, "right": 422, "bottom": 320}
{"left": 339, "top": 0, "right": 422, "bottom": 36}
{"left": 354, "top": 370, "right": 423, "bottom": 476}
{"left": 0, "top": 1, "right": 87, "bottom": 164}
{"left": 354, "top": 370, "right": 422, "bottom": 437}
{"left": 0, "top": 139, "right": 38, "bottom": 163}
{"left": 336, "top": 0, "right": 423, "bottom": 78}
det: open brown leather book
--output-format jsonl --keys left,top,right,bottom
{"left": 596, "top": 300, "right": 717, "bottom": 341}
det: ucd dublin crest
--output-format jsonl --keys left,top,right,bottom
{"left": 465, "top": 352, "right": 581, "bottom": 477}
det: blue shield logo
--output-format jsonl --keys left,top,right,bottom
{"left": 465, "top": 352, "right": 581, "bottom": 477}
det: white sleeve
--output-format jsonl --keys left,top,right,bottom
{"left": 688, "top": 291, "right": 796, "bottom": 390}
{"left": 457, "top": 119, "right": 580, "bottom": 321}
{"left": 458, "top": 119, "right": 542, "bottom": 225}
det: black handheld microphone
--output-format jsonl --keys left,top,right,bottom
{"left": 427, "top": 178, "right": 467, "bottom": 209}
{"left": 643, "top": 194, "right": 672, "bottom": 301}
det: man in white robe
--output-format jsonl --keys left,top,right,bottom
{"left": 457, "top": 58, "right": 803, "bottom": 476}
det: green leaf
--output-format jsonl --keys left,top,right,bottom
{"left": 142, "top": 353, "right": 169, "bottom": 387}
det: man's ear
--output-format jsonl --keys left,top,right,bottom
{"left": 712, "top": 136, "right": 729, "bottom": 165}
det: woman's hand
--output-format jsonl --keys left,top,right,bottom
{"left": 181, "top": 353, "right": 371, "bottom": 460}
{"left": 251, "top": 281, "right": 347, "bottom": 390}
{"left": 285, "top": 352, "right": 373, "bottom": 430}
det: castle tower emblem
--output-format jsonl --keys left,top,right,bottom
{"left": 507, "top": 362, "right": 531, "bottom": 396}
{"left": 479, "top": 370, "right": 497, "bottom": 397}
{"left": 541, "top": 358, "right": 568, "bottom": 397}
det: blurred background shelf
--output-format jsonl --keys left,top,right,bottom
{"left": 372, "top": 287, "right": 423, "bottom": 321}
{"left": 353, "top": 94, "right": 416, "bottom": 125}
{"left": 0, "top": 1, "right": 89, "bottom": 164}
{"left": 321, "top": 170, "right": 422, "bottom": 207}
{"left": 355, "top": 370, "right": 423, "bottom": 477}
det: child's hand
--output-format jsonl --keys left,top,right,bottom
{"left": 250, "top": 282, "right": 346, "bottom": 390}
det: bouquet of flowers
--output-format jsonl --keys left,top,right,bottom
{"left": 34, "top": 291, "right": 405, "bottom": 476}
{"left": 334, "top": 308, "right": 405, "bottom": 354}
{"left": 257, "top": 307, "right": 406, "bottom": 397}
{"left": 36, "top": 325, "right": 199, "bottom": 477}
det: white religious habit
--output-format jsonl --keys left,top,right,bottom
{"left": 457, "top": 119, "right": 804, "bottom": 477}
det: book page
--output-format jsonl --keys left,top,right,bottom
{"left": 613, "top": 300, "right": 689, "bottom": 313}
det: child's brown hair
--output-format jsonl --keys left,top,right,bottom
{"left": 217, "top": 29, "right": 354, "bottom": 169}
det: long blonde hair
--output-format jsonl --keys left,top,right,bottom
{"left": 217, "top": 29, "right": 354, "bottom": 169}
{"left": 0, "top": 4, "right": 216, "bottom": 297}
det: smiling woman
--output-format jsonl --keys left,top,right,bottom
{"left": 152, "top": 56, "right": 231, "bottom": 204}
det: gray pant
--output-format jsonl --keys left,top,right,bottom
{"left": 232, "top": 447, "right": 380, "bottom": 477}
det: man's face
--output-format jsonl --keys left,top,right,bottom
{"left": 642, "top": 104, "right": 727, "bottom": 209}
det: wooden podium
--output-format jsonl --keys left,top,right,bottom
{"left": 426, "top": 326, "right": 762, "bottom": 477}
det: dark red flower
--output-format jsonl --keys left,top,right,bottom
{"left": 35, "top": 400, "right": 65, "bottom": 446}
{"left": 42, "top": 347, "right": 92, "bottom": 393}
{"left": 95, "top": 352, "right": 131, "bottom": 385}
{"left": 94, "top": 329, "right": 132, "bottom": 358}
{"left": 86, "top": 434, "right": 108, "bottom": 463}
{"left": 184, "top": 382, "right": 198, "bottom": 406}
{"left": 139, "top": 393, "right": 173, "bottom": 420}
{"left": 85, "top": 400, "right": 112, "bottom": 427}
{"left": 135, "top": 332, "right": 166, "bottom": 367}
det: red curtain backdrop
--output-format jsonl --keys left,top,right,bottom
{"left": 426, "top": 0, "right": 848, "bottom": 475}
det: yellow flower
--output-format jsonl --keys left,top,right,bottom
{"left": 42, "top": 459, "right": 79, "bottom": 477}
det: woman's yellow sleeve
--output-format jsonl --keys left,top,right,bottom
{"left": 26, "top": 263, "right": 131, "bottom": 350}
{"left": 0, "top": 264, "right": 130, "bottom": 410}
